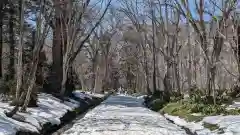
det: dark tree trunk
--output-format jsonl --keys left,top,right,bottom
{"left": 0, "top": 1, "right": 3, "bottom": 78}
{"left": 50, "top": 15, "right": 63, "bottom": 93}
{"left": 91, "top": 59, "right": 96, "bottom": 92}
{"left": 151, "top": 7, "right": 157, "bottom": 93}
{"left": 238, "top": 26, "right": 240, "bottom": 81}
{"left": 65, "top": 65, "right": 75, "bottom": 96}
{"left": 152, "top": 51, "right": 157, "bottom": 93}
{"left": 163, "top": 62, "right": 172, "bottom": 102}
{"left": 7, "top": 5, "right": 15, "bottom": 81}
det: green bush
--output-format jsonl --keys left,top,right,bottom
{"left": 187, "top": 87, "right": 233, "bottom": 105}
{"left": 202, "top": 105, "right": 226, "bottom": 115}
{"left": 161, "top": 102, "right": 204, "bottom": 122}
{"left": 190, "top": 103, "right": 205, "bottom": 113}
{"left": 149, "top": 99, "right": 166, "bottom": 111}
{"left": 170, "top": 91, "right": 183, "bottom": 102}
{"left": 165, "top": 99, "right": 227, "bottom": 116}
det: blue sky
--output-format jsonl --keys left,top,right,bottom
{"left": 188, "top": 0, "right": 239, "bottom": 21}
{"left": 188, "top": 0, "right": 212, "bottom": 21}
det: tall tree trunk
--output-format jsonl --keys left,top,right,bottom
{"left": 0, "top": 1, "right": 3, "bottom": 78}
{"left": 174, "top": 54, "right": 181, "bottom": 94}
{"left": 237, "top": 26, "right": 240, "bottom": 82}
{"left": 6, "top": 0, "right": 25, "bottom": 117}
{"left": 102, "top": 54, "right": 109, "bottom": 91}
{"left": 7, "top": 4, "right": 15, "bottom": 81}
{"left": 91, "top": 59, "right": 96, "bottom": 92}
{"left": 163, "top": 62, "right": 172, "bottom": 102}
{"left": 52, "top": 16, "right": 63, "bottom": 93}
{"left": 21, "top": 58, "right": 39, "bottom": 111}
{"left": 142, "top": 30, "right": 151, "bottom": 94}
{"left": 151, "top": 5, "right": 157, "bottom": 93}
{"left": 60, "top": 56, "right": 69, "bottom": 96}
{"left": 186, "top": 0, "right": 192, "bottom": 89}
{"left": 65, "top": 65, "right": 75, "bottom": 96}
{"left": 94, "top": 66, "right": 100, "bottom": 93}
{"left": 16, "top": 0, "right": 24, "bottom": 100}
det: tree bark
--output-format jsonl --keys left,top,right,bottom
{"left": 7, "top": 4, "right": 15, "bottom": 81}
{"left": 16, "top": 0, "right": 24, "bottom": 100}
{"left": 0, "top": 1, "right": 3, "bottom": 78}
{"left": 174, "top": 55, "right": 181, "bottom": 94}
{"left": 142, "top": 31, "right": 151, "bottom": 94}
{"left": 237, "top": 26, "right": 240, "bottom": 81}
{"left": 151, "top": 4, "right": 157, "bottom": 93}
{"left": 91, "top": 58, "right": 96, "bottom": 92}
{"left": 51, "top": 16, "right": 63, "bottom": 93}
{"left": 163, "top": 62, "right": 172, "bottom": 102}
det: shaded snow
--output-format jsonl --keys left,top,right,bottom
{"left": 62, "top": 95, "right": 187, "bottom": 135}
{"left": 73, "top": 91, "right": 93, "bottom": 100}
{"left": 0, "top": 92, "right": 98, "bottom": 135}
{"left": 85, "top": 92, "right": 105, "bottom": 98}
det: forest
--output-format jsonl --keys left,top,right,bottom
{"left": 0, "top": 0, "right": 240, "bottom": 134}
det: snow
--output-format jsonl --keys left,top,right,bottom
{"left": 164, "top": 114, "right": 213, "bottom": 135}
{"left": 73, "top": 91, "right": 93, "bottom": 100}
{"left": 163, "top": 100, "right": 240, "bottom": 135}
{"left": 0, "top": 91, "right": 101, "bottom": 135}
{"left": 203, "top": 115, "right": 240, "bottom": 134}
{"left": 62, "top": 95, "right": 188, "bottom": 135}
{"left": 227, "top": 101, "right": 240, "bottom": 110}
{"left": 164, "top": 114, "right": 240, "bottom": 135}
{"left": 85, "top": 92, "right": 105, "bottom": 98}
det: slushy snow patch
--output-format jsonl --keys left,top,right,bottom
{"left": 62, "top": 95, "right": 188, "bottom": 135}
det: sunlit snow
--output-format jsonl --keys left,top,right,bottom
{"left": 62, "top": 95, "right": 187, "bottom": 135}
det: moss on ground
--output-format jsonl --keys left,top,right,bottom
{"left": 161, "top": 102, "right": 204, "bottom": 122}
{"left": 203, "top": 122, "right": 219, "bottom": 131}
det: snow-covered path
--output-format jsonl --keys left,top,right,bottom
{"left": 62, "top": 95, "right": 188, "bottom": 135}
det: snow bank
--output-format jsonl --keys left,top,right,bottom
{"left": 162, "top": 100, "right": 240, "bottom": 135}
{"left": 164, "top": 114, "right": 240, "bottom": 135}
{"left": 203, "top": 115, "right": 240, "bottom": 134}
{"left": 0, "top": 91, "right": 103, "bottom": 135}
{"left": 164, "top": 114, "right": 213, "bottom": 135}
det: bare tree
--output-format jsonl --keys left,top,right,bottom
{"left": 15, "top": 0, "right": 25, "bottom": 101}
{"left": 175, "top": 0, "right": 238, "bottom": 103}
{"left": 21, "top": 0, "right": 51, "bottom": 111}
{"left": 119, "top": 0, "right": 152, "bottom": 94}
{"left": 59, "top": 0, "right": 112, "bottom": 96}
{"left": 84, "top": 31, "right": 100, "bottom": 92}
{"left": 5, "top": 0, "right": 51, "bottom": 116}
